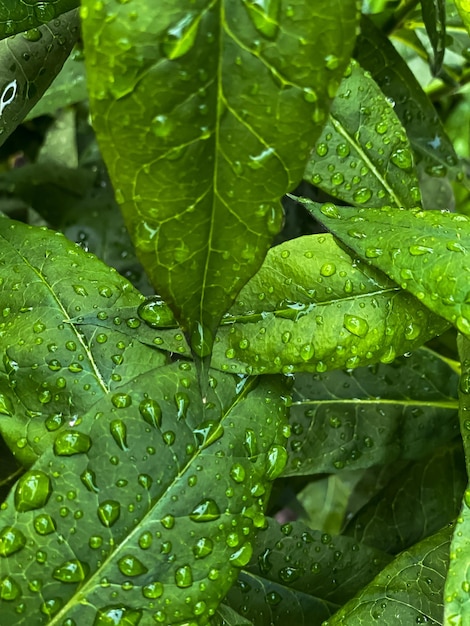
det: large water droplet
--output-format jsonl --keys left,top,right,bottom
{"left": 118, "top": 555, "right": 148, "bottom": 577}
{"left": 230, "top": 463, "right": 246, "bottom": 483}
{"left": 33, "top": 514, "right": 57, "bottom": 536}
{"left": 111, "top": 393, "right": 132, "bottom": 409}
{"left": 352, "top": 188, "right": 373, "bottom": 204}
{"left": 192, "top": 537, "right": 214, "bottom": 559}
{"left": 390, "top": 147, "right": 413, "bottom": 170}
{"left": 191, "top": 323, "right": 213, "bottom": 358}
{"left": 110, "top": 420, "right": 128, "bottom": 451}
{"left": 190, "top": 498, "right": 221, "bottom": 522}
{"left": 138, "top": 297, "right": 177, "bottom": 328}
{"left": 93, "top": 606, "right": 142, "bottom": 626}
{"left": 162, "top": 13, "right": 200, "bottom": 60}
{"left": 97, "top": 500, "right": 121, "bottom": 527}
{"left": 81, "top": 469, "right": 99, "bottom": 493}
{"left": 139, "top": 399, "right": 162, "bottom": 428}
{"left": 0, "top": 527, "right": 26, "bottom": 556}
{"left": 54, "top": 431, "right": 92, "bottom": 456}
{"left": 242, "top": 0, "right": 281, "bottom": 39}
{"left": 0, "top": 393, "right": 14, "bottom": 416}
{"left": 194, "top": 420, "right": 224, "bottom": 448}
{"left": 343, "top": 314, "right": 369, "bottom": 337}
{"left": 229, "top": 543, "right": 253, "bottom": 567}
{"left": 175, "top": 392, "right": 190, "bottom": 419}
{"left": 142, "top": 582, "right": 164, "bottom": 599}
{"left": 175, "top": 565, "right": 193, "bottom": 588}
{"left": 266, "top": 444, "right": 288, "bottom": 480}
{"left": 15, "top": 470, "right": 52, "bottom": 512}
{"left": 0, "top": 575, "right": 22, "bottom": 601}
{"left": 244, "top": 428, "right": 259, "bottom": 459}
{"left": 53, "top": 559, "right": 89, "bottom": 583}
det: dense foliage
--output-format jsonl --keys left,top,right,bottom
{"left": 1, "top": 1, "right": 470, "bottom": 624}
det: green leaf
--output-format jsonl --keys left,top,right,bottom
{"left": 0, "top": 0, "right": 79, "bottom": 39}
{"left": 81, "top": 0, "right": 358, "bottom": 355}
{"left": 444, "top": 334, "right": 470, "bottom": 625}
{"left": 324, "top": 524, "right": 452, "bottom": 625}
{"left": 0, "top": 360, "right": 289, "bottom": 625}
{"left": 454, "top": 0, "right": 470, "bottom": 35}
{"left": 26, "top": 47, "right": 87, "bottom": 120}
{"left": 305, "top": 59, "right": 421, "bottom": 208}
{"left": 0, "top": 9, "right": 79, "bottom": 148}
{"left": 355, "top": 16, "right": 462, "bottom": 210}
{"left": 284, "top": 348, "right": 459, "bottom": 475}
{"left": 421, "top": 0, "right": 446, "bottom": 75}
{"left": 343, "top": 442, "right": 466, "bottom": 554}
{"left": 302, "top": 200, "right": 470, "bottom": 340}
{"left": 210, "top": 605, "right": 253, "bottom": 626}
{"left": 73, "top": 233, "right": 449, "bottom": 374}
{"left": 0, "top": 217, "right": 158, "bottom": 466}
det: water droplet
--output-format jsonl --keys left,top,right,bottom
{"left": 242, "top": 0, "right": 281, "bottom": 39}
{"left": 190, "top": 498, "right": 221, "bottom": 522}
{"left": 343, "top": 314, "right": 369, "bottom": 337}
{"left": 230, "top": 463, "right": 246, "bottom": 483}
{"left": 229, "top": 543, "right": 253, "bottom": 567}
{"left": 73, "top": 284, "right": 88, "bottom": 297}
{"left": 352, "top": 188, "right": 373, "bottom": 204}
{"left": 161, "top": 514, "right": 175, "bottom": 529}
{"left": 138, "top": 399, "right": 162, "bottom": 428}
{"left": 93, "top": 606, "right": 142, "bottom": 626}
{"left": 53, "top": 559, "right": 88, "bottom": 583}
{"left": 97, "top": 500, "right": 120, "bottom": 527}
{"left": 279, "top": 565, "right": 302, "bottom": 583}
{"left": 151, "top": 114, "right": 174, "bottom": 138}
{"left": 0, "top": 393, "right": 14, "bottom": 416}
{"left": 404, "top": 322, "right": 421, "bottom": 341}
{"left": 81, "top": 469, "right": 99, "bottom": 493}
{"left": 15, "top": 470, "right": 52, "bottom": 512}
{"left": 194, "top": 420, "right": 224, "bottom": 448}
{"left": 0, "top": 527, "right": 26, "bottom": 556}
{"left": 409, "top": 245, "right": 433, "bottom": 255}
{"left": 110, "top": 420, "right": 128, "bottom": 451}
{"left": 112, "top": 393, "right": 132, "bottom": 409}
{"left": 33, "top": 514, "right": 57, "bottom": 535}
{"left": 142, "top": 582, "right": 163, "bottom": 599}
{"left": 244, "top": 428, "right": 258, "bottom": 458}
{"left": 320, "top": 203, "right": 340, "bottom": 219}
{"left": 118, "top": 555, "right": 148, "bottom": 577}
{"left": 266, "top": 444, "right": 288, "bottom": 480}
{"left": 447, "top": 241, "right": 466, "bottom": 253}
{"left": 390, "top": 148, "right": 413, "bottom": 170}
{"left": 191, "top": 323, "right": 213, "bottom": 358}
{"left": 54, "top": 431, "right": 92, "bottom": 456}
{"left": 365, "top": 247, "right": 383, "bottom": 258}
{"left": 300, "top": 343, "right": 315, "bottom": 362}
{"left": 175, "top": 564, "right": 193, "bottom": 588}
{"left": 174, "top": 392, "right": 190, "bottom": 419}
{"left": 0, "top": 575, "right": 22, "bottom": 601}
{"left": 457, "top": 316, "right": 470, "bottom": 336}
{"left": 138, "top": 297, "right": 177, "bottom": 328}
{"left": 320, "top": 262, "right": 336, "bottom": 277}
{"left": 162, "top": 13, "right": 200, "bottom": 59}
{"left": 98, "top": 286, "right": 113, "bottom": 298}
{"left": 192, "top": 537, "right": 213, "bottom": 559}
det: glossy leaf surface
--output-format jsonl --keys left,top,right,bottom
{"left": 224, "top": 519, "right": 391, "bottom": 626}
{"left": 305, "top": 59, "right": 420, "bottom": 208}
{"left": 81, "top": 0, "right": 358, "bottom": 354}
{"left": 285, "top": 349, "right": 459, "bottom": 475}
{"left": 325, "top": 525, "right": 452, "bottom": 625}
{"left": 421, "top": 0, "right": 446, "bottom": 75}
{"left": 0, "top": 0, "right": 79, "bottom": 39}
{"left": 344, "top": 443, "right": 466, "bottom": 554}
{"left": 0, "top": 8, "right": 79, "bottom": 147}
{"left": 455, "top": 0, "right": 470, "bottom": 35}
{"left": 303, "top": 200, "right": 470, "bottom": 339}
{"left": 444, "top": 335, "right": 470, "bottom": 625}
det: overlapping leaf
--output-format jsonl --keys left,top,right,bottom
{"left": 344, "top": 442, "right": 466, "bottom": 554}
{"left": 0, "top": 9, "right": 79, "bottom": 147}
{"left": 421, "top": 0, "right": 446, "bottom": 75}
{"left": 0, "top": 0, "right": 79, "bottom": 39}
{"left": 325, "top": 524, "right": 452, "bottom": 625}
{"left": 444, "top": 334, "right": 470, "bottom": 625}
{"left": 302, "top": 200, "right": 470, "bottom": 340}
{"left": 81, "top": 0, "right": 358, "bottom": 356}
{"left": 0, "top": 218, "right": 290, "bottom": 625}
{"left": 284, "top": 349, "right": 459, "bottom": 475}
{"left": 224, "top": 519, "right": 391, "bottom": 626}
{"left": 305, "top": 59, "right": 421, "bottom": 208}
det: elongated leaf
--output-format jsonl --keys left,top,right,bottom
{"left": 444, "top": 334, "right": 470, "bottom": 625}
{"left": 73, "top": 233, "right": 449, "bottom": 374}
{"left": 302, "top": 200, "right": 470, "bottom": 340}
{"left": 0, "top": 0, "right": 79, "bottom": 39}
{"left": 305, "top": 59, "right": 421, "bottom": 208}
{"left": 343, "top": 443, "right": 466, "bottom": 554}
{"left": 81, "top": 0, "right": 358, "bottom": 355}
{"left": 0, "top": 217, "right": 160, "bottom": 466}
{"left": 421, "top": 0, "right": 446, "bottom": 75}
{"left": 355, "top": 16, "right": 462, "bottom": 210}
{"left": 210, "top": 605, "right": 253, "bottom": 626}
{"left": 325, "top": 524, "right": 452, "bottom": 625}
{"left": 284, "top": 348, "right": 459, "bottom": 475}
{"left": 455, "top": 0, "right": 470, "bottom": 35}
{"left": 0, "top": 9, "right": 79, "bottom": 147}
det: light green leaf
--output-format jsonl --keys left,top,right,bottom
{"left": 453, "top": 0, "right": 470, "bottom": 37}
{"left": 285, "top": 348, "right": 459, "bottom": 475}
{"left": 301, "top": 200, "right": 470, "bottom": 340}
{"left": 0, "top": 9, "right": 79, "bottom": 147}
{"left": 81, "top": 0, "right": 358, "bottom": 355}
{"left": 305, "top": 59, "right": 421, "bottom": 208}
{"left": 344, "top": 443, "right": 466, "bottom": 554}
{"left": 325, "top": 524, "right": 452, "bottom": 625}
{"left": 0, "top": 217, "right": 156, "bottom": 466}
{"left": 444, "top": 334, "right": 470, "bottom": 626}
{"left": 0, "top": 0, "right": 79, "bottom": 39}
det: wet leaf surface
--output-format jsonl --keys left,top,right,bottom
{"left": 0, "top": 0, "right": 79, "bottom": 40}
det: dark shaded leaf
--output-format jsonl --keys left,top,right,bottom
{"left": 0, "top": 9, "right": 79, "bottom": 147}
{"left": 324, "top": 524, "right": 451, "bottom": 625}
{"left": 343, "top": 443, "right": 466, "bottom": 554}
{"left": 305, "top": 59, "right": 421, "bottom": 208}
{"left": 421, "top": 0, "right": 446, "bottom": 75}
{"left": 284, "top": 348, "right": 459, "bottom": 475}
{"left": 301, "top": 200, "right": 470, "bottom": 340}
{"left": 81, "top": 0, "right": 358, "bottom": 355}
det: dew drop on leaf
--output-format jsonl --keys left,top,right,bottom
{"left": 118, "top": 555, "right": 148, "bottom": 577}
{"left": 189, "top": 498, "right": 221, "bottom": 522}
{"left": 54, "top": 431, "right": 92, "bottom": 456}
{"left": 138, "top": 399, "right": 162, "bottom": 428}
{"left": 53, "top": 559, "right": 89, "bottom": 583}
{"left": 352, "top": 187, "right": 373, "bottom": 204}
{"left": 81, "top": 469, "right": 99, "bottom": 493}
{"left": 0, "top": 576, "right": 22, "bottom": 601}
{"left": 161, "top": 13, "right": 200, "bottom": 60}
{"left": 161, "top": 514, "right": 175, "bottom": 529}
{"left": 97, "top": 500, "right": 121, "bottom": 527}
{"left": 343, "top": 314, "right": 369, "bottom": 337}
{"left": 112, "top": 393, "right": 132, "bottom": 408}
{"left": 230, "top": 463, "right": 246, "bottom": 483}
{"left": 242, "top": 0, "right": 281, "bottom": 39}
{"left": 174, "top": 392, "right": 190, "bottom": 419}
{"left": 110, "top": 420, "right": 128, "bottom": 451}
{"left": 194, "top": 420, "right": 224, "bottom": 448}
{"left": 93, "top": 606, "right": 143, "bottom": 626}
{"left": 229, "top": 543, "right": 253, "bottom": 567}
{"left": 33, "top": 514, "right": 57, "bottom": 536}
{"left": 0, "top": 527, "right": 26, "bottom": 556}
{"left": 244, "top": 428, "right": 258, "bottom": 458}
{"left": 175, "top": 564, "right": 193, "bottom": 588}
{"left": 265, "top": 444, "right": 288, "bottom": 480}
{"left": 192, "top": 537, "right": 214, "bottom": 559}
{"left": 15, "top": 470, "right": 52, "bottom": 512}
{"left": 0, "top": 393, "right": 14, "bottom": 416}
{"left": 137, "top": 297, "right": 177, "bottom": 328}
{"left": 142, "top": 582, "right": 163, "bottom": 599}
